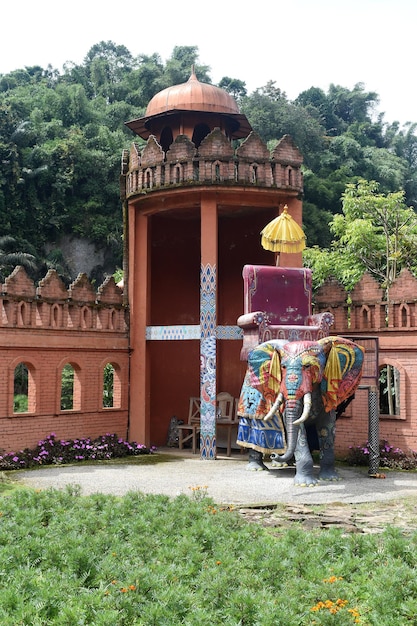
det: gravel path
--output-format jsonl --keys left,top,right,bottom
{"left": 17, "top": 450, "right": 417, "bottom": 507}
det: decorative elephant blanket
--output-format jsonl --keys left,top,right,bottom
{"left": 236, "top": 337, "right": 364, "bottom": 456}
{"left": 237, "top": 341, "right": 286, "bottom": 454}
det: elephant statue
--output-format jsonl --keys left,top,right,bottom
{"left": 236, "top": 336, "right": 364, "bottom": 486}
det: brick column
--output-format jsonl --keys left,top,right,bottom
{"left": 128, "top": 207, "right": 151, "bottom": 446}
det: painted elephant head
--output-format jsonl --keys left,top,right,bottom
{"left": 238, "top": 336, "right": 364, "bottom": 464}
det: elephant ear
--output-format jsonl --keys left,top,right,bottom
{"left": 318, "top": 336, "right": 365, "bottom": 412}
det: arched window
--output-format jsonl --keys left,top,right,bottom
{"left": 14, "top": 362, "right": 28, "bottom": 413}
{"left": 103, "top": 363, "right": 115, "bottom": 408}
{"left": 17, "top": 301, "right": 29, "bottom": 326}
{"left": 51, "top": 303, "right": 62, "bottom": 328}
{"left": 102, "top": 362, "right": 122, "bottom": 408}
{"left": 160, "top": 126, "right": 173, "bottom": 153}
{"left": 80, "top": 306, "right": 92, "bottom": 329}
{"left": 61, "top": 363, "right": 81, "bottom": 411}
{"left": 379, "top": 364, "right": 400, "bottom": 416}
{"left": 361, "top": 305, "right": 371, "bottom": 328}
{"left": 399, "top": 303, "right": 409, "bottom": 328}
{"left": 215, "top": 162, "right": 221, "bottom": 182}
{"left": 145, "top": 169, "right": 153, "bottom": 188}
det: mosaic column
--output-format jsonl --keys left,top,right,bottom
{"left": 200, "top": 194, "right": 217, "bottom": 459}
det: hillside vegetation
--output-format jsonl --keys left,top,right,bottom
{"left": 1, "top": 42, "right": 416, "bottom": 284}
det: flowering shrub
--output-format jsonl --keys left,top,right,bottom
{"left": 346, "top": 439, "right": 417, "bottom": 470}
{"left": 0, "top": 433, "right": 156, "bottom": 471}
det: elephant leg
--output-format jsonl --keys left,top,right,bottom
{"left": 293, "top": 424, "right": 318, "bottom": 486}
{"left": 317, "top": 409, "right": 340, "bottom": 481}
{"left": 247, "top": 449, "right": 269, "bottom": 471}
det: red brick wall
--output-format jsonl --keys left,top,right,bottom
{"left": 0, "top": 267, "right": 129, "bottom": 453}
{"left": 316, "top": 270, "right": 417, "bottom": 457}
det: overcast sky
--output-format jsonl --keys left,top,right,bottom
{"left": 1, "top": 0, "right": 415, "bottom": 126}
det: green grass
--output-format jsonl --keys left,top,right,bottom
{"left": 0, "top": 485, "right": 416, "bottom": 625}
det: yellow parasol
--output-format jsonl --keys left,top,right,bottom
{"left": 260, "top": 205, "right": 306, "bottom": 254}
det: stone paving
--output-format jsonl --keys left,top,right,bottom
{"left": 238, "top": 500, "right": 417, "bottom": 534}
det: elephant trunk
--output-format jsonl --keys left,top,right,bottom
{"left": 271, "top": 393, "right": 312, "bottom": 463}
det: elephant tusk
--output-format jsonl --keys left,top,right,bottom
{"left": 293, "top": 392, "right": 312, "bottom": 425}
{"left": 264, "top": 392, "right": 284, "bottom": 421}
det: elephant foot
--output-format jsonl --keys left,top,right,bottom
{"left": 246, "top": 450, "right": 269, "bottom": 472}
{"left": 319, "top": 469, "right": 340, "bottom": 482}
{"left": 294, "top": 474, "right": 319, "bottom": 487}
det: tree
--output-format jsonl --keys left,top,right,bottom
{"left": 304, "top": 179, "right": 417, "bottom": 296}
{"left": 0, "top": 236, "right": 37, "bottom": 282}
{"left": 158, "top": 46, "right": 211, "bottom": 90}
{"left": 218, "top": 76, "right": 247, "bottom": 101}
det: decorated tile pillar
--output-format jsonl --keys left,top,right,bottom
{"left": 200, "top": 193, "right": 218, "bottom": 459}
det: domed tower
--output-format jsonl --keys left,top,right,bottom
{"left": 121, "top": 70, "right": 304, "bottom": 458}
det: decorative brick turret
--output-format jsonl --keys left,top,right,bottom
{"left": 125, "top": 129, "right": 303, "bottom": 197}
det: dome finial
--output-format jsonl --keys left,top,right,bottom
{"left": 190, "top": 64, "right": 197, "bottom": 80}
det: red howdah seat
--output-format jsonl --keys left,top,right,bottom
{"left": 237, "top": 265, "right": 334, "bottom": 360}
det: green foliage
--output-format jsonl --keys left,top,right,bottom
{"left": 1, "top": 42, "right": 417, "bottom": 278}
{"left": 335, "top": 179, "right": 417, "bottom": 289}
{"left": 13, "top": 363, "right": 28, "bottom": 413}
{"left": 13, "top": 394, "right": 28, "bottom": 413}
{"left": 304, "top": 179, "right": 417, "bottom": 292}
{"left": 60, "top": 364, "right": 74, "bottom": 411}
{"left": 0, "top": 236, "right": 37, "bottom": 281}
{"left": 103, "top": 363, "right": 115, "bottom": 408}
{"left": 218, "top": 76, "right": 247, "bottom": 100}
{"left": 0, "top": 486, "right": 416, "bottom": 623}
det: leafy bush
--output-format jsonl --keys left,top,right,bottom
{"left": 0, "top": 433, "right": 156, "bottom": 471}
{"left": 346, "top": 440, "right": 417, "bottom": 470}
{"left": 13, "top": 393, "right": 28, "bottom": 413}
{"left": 0, "top": 488, "right": 416, "bottom": 624}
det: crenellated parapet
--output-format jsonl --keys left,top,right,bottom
{"left": 0, "top": 266, "right": 127, "bottom": 332}
{"left": 314, "top": 269, "right": 417, "bottom": 333}
{"left": 123, "top": 129, "right": 303, "bottom": 198}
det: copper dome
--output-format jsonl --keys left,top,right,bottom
{"left": 125, "top": 70, "right": 252, "bottom": 140}
{"left": 145, "top": 69, "right": 240, "bottom": 116}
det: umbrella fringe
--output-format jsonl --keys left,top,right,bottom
{"left": 260, "top": 205, "right": 306, "bottom": 253}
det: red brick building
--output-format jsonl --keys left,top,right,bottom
{"left": 315, "top": 269, "right": 417, "bottom": 455}
{"left": 0, "top": 267, "right": 128, "bottom": 452}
